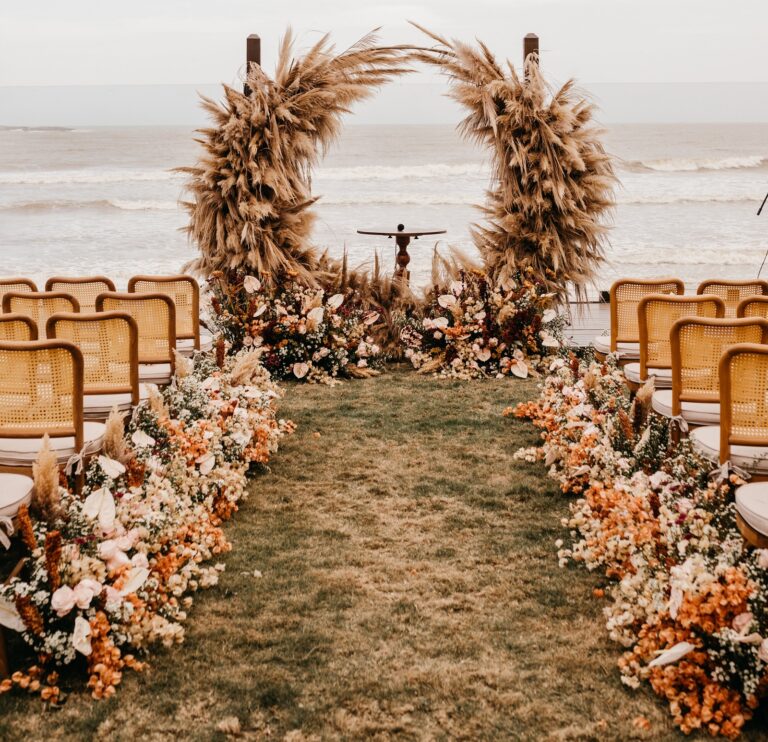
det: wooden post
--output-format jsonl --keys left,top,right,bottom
{"left": 244, "top": 34, "right": 262, "bottom": 96}
{"left": 524, "top": 33, "right": 539, "bottom": 78}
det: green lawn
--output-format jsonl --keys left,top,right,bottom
{"left": 2, "top": 367, "right": 764, "bottom": 740}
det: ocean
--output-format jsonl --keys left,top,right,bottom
{"left": 1, "top": 123, "right": 767, "bottom": 291}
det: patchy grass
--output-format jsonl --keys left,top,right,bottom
{"left": 1, "top": 366, "right": 763, "bottom": 740}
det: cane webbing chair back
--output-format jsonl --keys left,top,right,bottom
{"left": 0, "top": 279, "right": 37, "bottom": 309}
{"left": 2, "top": 292, "right": 80, "bottom": 331}
{"left": 128, "top": 275, "right": 200, "bottom": 348}
{"left": 0, "top": 340, "right": 83, "bottom": 444}
{"left": 95, "top": 292, "right": 175, "bottom": 368}
{"left": 697, "top": 280, "right": 768, "bottom": 317}
{"left": 46, "top": 312, "right": 139, "bottom": 404}
{"left": 670, "top": 317, "right": 768, "bottom": 415}
{"left": 719, "top": 344, "right": 768, "bottom": 462}
{"left": 610, "top": 278, "right": 684, "bottom": 351}
{"left": 638, "top": 295, "right": 724, "bottom": 379}
{"left": 738, "top": 296, "right": 768, "bottom": 321}
{"left": 45, "top": 277, "right": 116, "bottom": 313}
{"left": 0, "top": 314, "right": 37, "bottom": 342}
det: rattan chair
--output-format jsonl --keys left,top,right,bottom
{"left": 47, "top": 312, "right": 141, "bottom": 420}
{"left": 593, "top": 278, "right": 685, "bottom": 363}
{"left": 0, "top": 278, "right": 37, "bottom": 308}
{"left": 697, "top": 279, "right": 768, "bottom": 317}
{"left": 691, "top": 344, "right": 768, "bottom": 544}
{"left": 127, "top": 274, "right": 212, "bottom": 355}
{"left": 0, "top": 340, "right": 104, "bottom": 473}
{"left": 2, "top": 291, "right": 80, "bottom": 332}
{"left": 45, "top": 276, "right": 116, "bottom": 313}
{"left": 737, "top": 296, "right": 768, "bottom": 320}
{"left": 651, "top": 317, "right": 768, "bottom": 428}
{"left": 0, "top": 314, "right": 37, "bottom": 342}
{"left": 624, "top": 295, "right": 724, "bottom": 388}
{"left": 95, "top": 292, "right": 176, "bottom": 385}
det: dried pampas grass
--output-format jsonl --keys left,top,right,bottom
{"left": 181, "top": 29, "right": 410, "bottom": 286}
{"left": 31, "top": 435, "right": 62, "bottom": 526}
{"left": 104, "top": 407, "right": 131, "bottom": 464}
{"left": 412, "top": 25, "right": 616, "bottom": 301}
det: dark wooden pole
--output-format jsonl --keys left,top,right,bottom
{"left": 523, "top": 33, "right": 539, "bottom": 78}
{"left": 244, "top": 34, "right": 261, "bottom": 96}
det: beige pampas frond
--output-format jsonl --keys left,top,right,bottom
{"left": 411, "top": 24, "right": 616, "bottom": 301}
{"left": 230, "top": 350, "right": 265, "bottom": 387}
{"left": 31, "top": 435, "right": 62, "bottom": 525}
{"left": 104, "top": 407, "right": 130, "bottom": 463}
{"left": 181, "top": 29, "right": 411, "bottom": 287}
{"left": 173, "top": 350, "right": 194, "bottom": 379}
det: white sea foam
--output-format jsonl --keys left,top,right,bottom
{"left": 0, "top": 199, "right": 179, "bottom": 212}
{"left": 0, "top": 168, "right": 180, "bottom": 185}
{"left": 624, "top": 155, "right": 767, "bottom": 172}
{"left": 316, "top": 163, "right": 488, "bottom": 182}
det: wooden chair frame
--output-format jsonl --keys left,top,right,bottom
{"left": 670, "top": 317, "right": 768, "bottom": 417}
{"left": 698, "top": 279, "right": 768, "bottom": 307}
{"left": 46, "top": 311, "right": 140, "bottom": 406}
{"left": 0, "top": 278, "right": 37, "bottom": 295}
{"left": 637, "top": 295, "right": 724, "bottom": 381}
{"left": 719, "top": 343, "right": 768, "bottom": 464}
{"left": 738, "top": 296, "right": 768, "bottom": 319}
{"left": 127, "top": 275, "right": 200, "bottom": 350}
{"left": 95, "top": 292, "right": 176, "bottom": 371}
{"left": 0, "top": 314, "right": 38, "bottom": 341}
{"left": 45, "top": 276, "right": 117, "bottom": 312}
{"left": 1, "top": 292, "right": 81, "bottom": 329}
{"left": 609, "top": 277, "right": 684, "bottom": 352}
{"left": 0, "top": 340, "right": 85, "bottom": 464}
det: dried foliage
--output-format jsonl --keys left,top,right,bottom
{"left": 412, "top": 25, "right": 616, "bottom": 301}
{"left": 181, "top": 29, "right": 410, "bottom": 286}
{"left": 31, "top": 435, "right": 62, "bottom": 526}
{"left": 103, "top": 408, "right": 130, "bottom": 464}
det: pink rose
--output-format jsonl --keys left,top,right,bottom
{"left": 51, "top": 585, "right": 76, "bottom": 617}
{"left": 73, "top": 580, "right": 102, "bottom": 609}
{"left": 759, "top": 638, "right": 768, "bottom": 663}
{"left": 758, "top": 550, "right": 768, "bottom": 570}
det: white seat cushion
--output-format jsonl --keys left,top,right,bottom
{"left": 84, "top": 392, "right": 133, "bottom": 417}
{"left": 0, "top": 473, "right": 33, "bottom": 518}
{"left": 651, "top": 390, "right": 720, "bottom": 425}
{"left": 691, "top": 425, "right": 768, "bottom": 474}
{"left": 0, "top": 422, "right": 105, "bottom": 466}
{"left": 177, "top": 333, "right": 213, "bottom": 356}
{"left": 624, "top": 363, "right": 673, "bottom": 388}
{"left": 736, "top": 483, "right": 768, "bottom": 536}
{"left": 139, "top": 363, "right": 172, "bottom": 384}
{"left": 592, "top": 336, "right": 640, "bottom": 359}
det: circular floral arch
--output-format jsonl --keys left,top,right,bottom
{"left": 182, "top": 26, "right": 616, "bottom": 302}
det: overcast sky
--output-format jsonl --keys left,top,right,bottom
{"left": 2, "top": 1, "right": 767, "bottom": 125}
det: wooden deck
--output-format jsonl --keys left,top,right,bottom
{"left": 562, "top": 301, "right": 610, "bottom": 348}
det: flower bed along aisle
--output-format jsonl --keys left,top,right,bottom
{"left": 0, "top": 349, "right": 293, "bottom": 702}
{"left": 512, "top": 355, "right": 768, "bottom": 739}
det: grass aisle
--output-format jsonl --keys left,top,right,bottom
{"left": 3, "top": 368, "right": 703, "bottom": 740}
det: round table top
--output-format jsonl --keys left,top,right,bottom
{"left": 357, "top": 228, "right": 447, "bottom": 238}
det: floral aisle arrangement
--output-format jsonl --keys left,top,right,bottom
{"left": 512, "top": 355, "right": 768, "bottom": 738}
{"left": 0, "top": 349, "right": 292, "bottom": 702}
{"left": 206, "top": 272, "right": 383, "bottom": 384}
{"left": 401, "top": 269, "right": 563, "bottom": 380}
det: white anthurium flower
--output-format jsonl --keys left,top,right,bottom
{"left": 243, "top": 275, "right": 261, "bottom": 294}
{"left": 254, "top": 303, "right": 267, "bottom": 317}
{"left": 120, "top": 566, "right": 150, "bottom": 596}
{"left": 437, "top": 294, "right": 457, "bottom": 309}
{"left": 477, "top": 348, "right": 491, "bottom": 363}
{"left": 293, "top": 362, "right": 309, "bottom": 379}
{"left": 73, "top": 616, "right": 93, "bottom": 656}
{"left": 196, "top": 451, "right": 216, "bottom": 476}
{"left": 363, "top": 311, "right": 380, "bottom": 326}
{"left": 432, "top": 317, "right": 449, "bottom": 330}
{"left": 541, "top": 333, "right": 560, "bottom": 349}
{"left": 131, "top": 429, "right": 155, "bottom": 448}
{"left": 0, "top": 597, "right": 25, "bottom": 632}
{"left": 327, "top": 294, "right": 345, "bottom": 310}
{"left": 450, "top": 280, "right": 464, "bottom": 296}
{"left": 202, "top": 376, "right": 220, "bottom": 391}
{"left": 509, "top": 350, "right": 528, "bottom": 379}
{"left": 648, "top": 641, "right": 696, "bottom": 668}
{"left": 98, "top": 455, "right": 126, "bottom": 480}
{"left": 542, "top": 308, "right": 558, "bottom": 324}
{"left": 307, "top": 306, "right": 325, "bottom": 325}
{"left": 83, "top": 487, "right": 116, "bottom": 532}
{"left": 474, "top": 311, "right": 487, "bottom": 321}
{"left": 231, "top": 429, "right": 252, "bottom": 448}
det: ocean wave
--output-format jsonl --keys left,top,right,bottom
{"left": 0, "top": 168, "right": 180, "bottom": 185}
{"left": 623, "top": 155, "right": 767, "bottom": 173}
{"left": 0, "top": 199, "right": 179, "bottom": 212}
{"left": 316, "top": 163, "right": 488, "bottom": 182}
